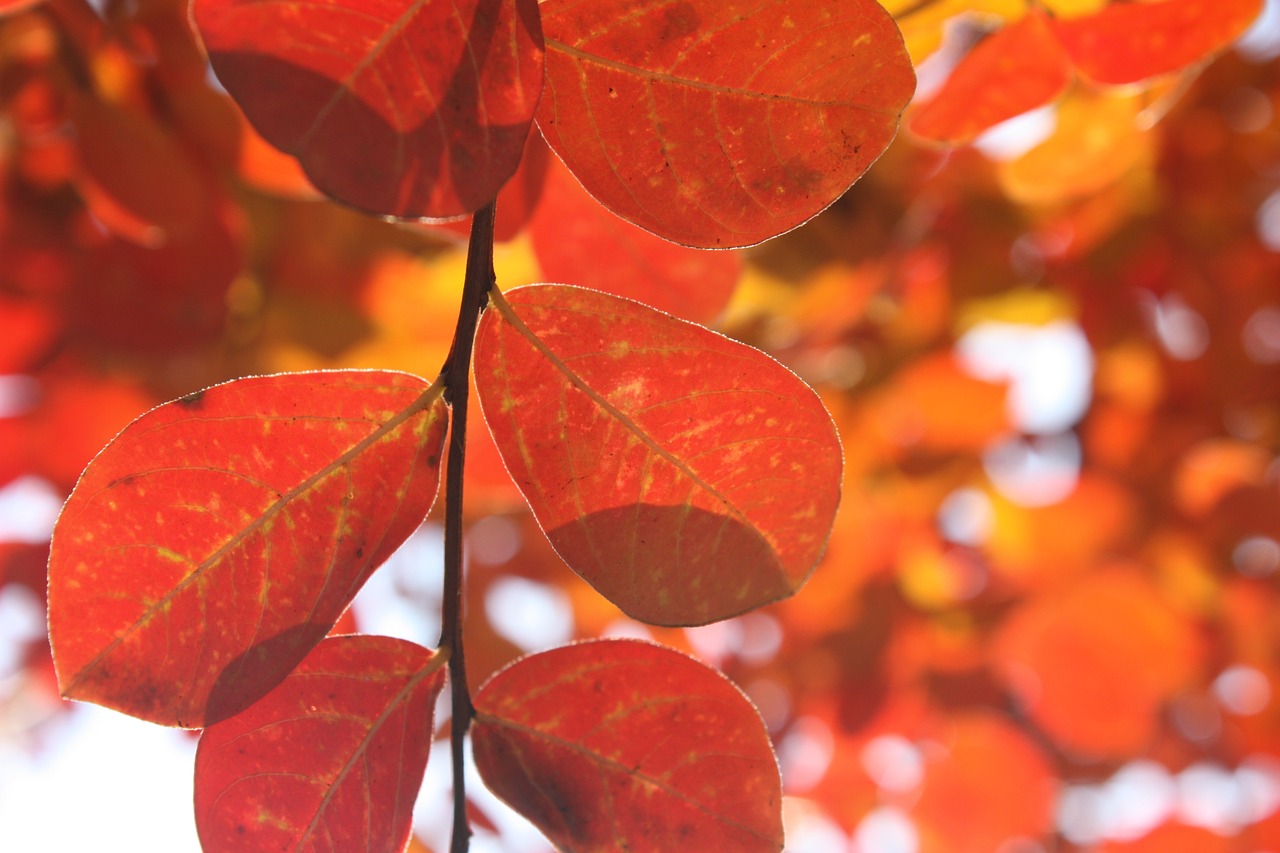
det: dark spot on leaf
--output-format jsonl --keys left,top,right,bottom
{"left": 659, "top": 2, "right": 700, "bottom": 40}
{"left": 355, "top": 546, "right": 364, "bottom": 558}
{"left": 176, "top": 389, "right": 205, "bottom": 408}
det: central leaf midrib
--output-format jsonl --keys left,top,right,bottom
{"left": 492, "top": 291, "right": 759, "bottom": 537}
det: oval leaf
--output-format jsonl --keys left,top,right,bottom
{"left": 1052, "top": 0, "right": 1263, "bottom": 86}
{"left": 195, "top": 635, "right": 446, "bottom": 853}
{"left": 472, "top": 639, "right": 783, "bottom": 853}
{"left": 536, "top": 0, "right": 915, "bottom": 248}
{"left": 473, "top": 285, "right": 842, "bottom": 626}
{"left": 192, "top": 0, "right": 545, "bottom": 218}
{"left": 529, "top": 157, "right": 741, "bottom": 323}
{"left": 909, "top": 11, "right": 1071, "bottom": 145}
{"left": 48, "top": 371, "right": 447, "bottom": 727}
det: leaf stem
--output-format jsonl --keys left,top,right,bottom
{"left": 439, "top": 201, "right": 496, "bottom": 853}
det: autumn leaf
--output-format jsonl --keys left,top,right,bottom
{"left": 0, "top": 292, "right": 57, "bottom": 373}
{"left": 991, "top": 570, "right": 1204, "bottom": 758}
{"left": 194, "top": 635, "right": 446, "bottom": 853}
{"left": 47, "top": 371, "right": 447, "bottom": 727}
{"left": 415, "top": 129, "right": 553, "bottom": 243}
{"left": 1052, "top": 0, "right": 1264, "bottom": 85}
{"left": 0, "top": 0, "right": 45, "bottom": 16}
{"left": 192, "top": 0, "right": 545, "bottom": 218}
{"left": 71, "top": 194, "right": 243, "bottom": 355}
{"left": 536, "top": 0, "right": 915, "bottom": 247}
{"left": 473, "top": 284, "right": 842, "bottom": 626}
{"left": 908, "top": 11, "right": 1071, "bottom": 145}
{"left": 996, "top": 89, "right": 1154, "bottom": 204}
{"left": 529, "top": 157, "right": 741, "bottom": 323}
{"left": 71, "top": 94, "right": 209, "bottom": 246}
{"left": 472, "top": 639, "right": 783, "bottom": 853}
{"left": 911, "top": 714, "right": 1056, "bottom": 853}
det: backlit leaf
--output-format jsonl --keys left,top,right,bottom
{"left": 71, "top": 93, "right": 208, "bottom": 246}
{"left": 194, "top": 635, "right": 446, "bottom": 853}
{"left": 529, "top": 157, "right": 740, "bottom": 323}
{"left": 911, "top": 714, "right": 1056, "bottom": 853}
{"left": 536, "top": 0, "right": 915, "bottom": 248}
{"left": 71, "top": 193, "right": 243, "bottom": 355}
{"left": 192, "top": 0, "right": 545, "bottom": 218}
{"left": 991, "top": 571, "right": 1203, "bottom": 758}
{"left": 1052, "top": 0, "right": 1264, "bottom": 85}
{"left": 2, "top": 364, "right": 158, "bottom": 491}
{"left": 0, "top": 0, "right": 44, "bottom": 15}
{"left": 48, "top": 371, "right": 447, "bottom": 727}
{"left": 473, "top": 285, "right": 842, "bottom": 626}
{"left": 415, "top": 128, "right": 553, "bottom": 242}
{"left": 996, "top": 89, "right": 1153, "bottom": 204}
{"left": 908, "top": 11, "right": 1071, "bottom": 145}
{"left": 472, "top": 639, "right": 783, "bottom": 853}
{"left": 1096, "top": 822, "right": 1235, "bottom": 853}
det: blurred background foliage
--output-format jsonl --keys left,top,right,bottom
{"left": 2, "top": 0, "right": 1280, "bottom": 850}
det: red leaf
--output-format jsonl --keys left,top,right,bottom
{"left": 529, "top": 157, "right": 741, "bottom": 324}
{"left": 414, "top": 127, "right": 553, "bottom": 243}
{"left": 192, "top": 0, "right": 545, "bottom": 218}
{"left": 0, "top": 0, "right": 44, "bottom": 15}
{"left": 472, "top": 639, "right": 783, "bottom": 853}
{"left": 536, "top": 0, "right": 914, "bottom": 248}
{"left": 72, "top": 93, "right": 209, "bottom": 246}
{"left": 1, "top": 364, "right": 158, "bottom": 491}
{"left": 0, "top": 292, "right": 58, "bottom": 372}
{"left": 47, "top": 371, "right": 447, "bottom": 727}
{"left": 473, "top": 285, "right": 841, "bottom": 626}
{"left": 1052, "top": 0, "right": 1264, "bottom": 86}
{"left": 70, "top": 193, "right": 242, "bottom": 355}
{"left": 909, "top": 12, "right": 1071, "bottom": 145}
{"left": 195, "top": 635, "right": 446, "bottom": 853}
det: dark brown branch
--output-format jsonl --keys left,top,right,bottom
{"left": 438, "top": 201, "right": 496, "bottom": 853}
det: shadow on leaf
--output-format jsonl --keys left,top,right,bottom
{"left": 546, "top": 502, "right": 796, "bottom": 627}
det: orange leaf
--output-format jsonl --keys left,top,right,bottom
{"left": 1, "top": 364, "right": 158, "bottom": 491}
{"left": 0, "top": 0, "right": 45, "bottom": 16}
{"left": 195, "top": 635, "right": 446, "bottom": 853}
{"left": 192, "top": 0, "right": 545, "bottom": 218}
{"left": 473, "top": 285, "right": 842, "bottom": 626}
{"left": 1052, "top": 0, "right": 1264, "bottom": 85}
{"left": 911, "top": 713, "right": 1056, "bottom": 853}
{"left": 991, "top": 571, "right": 1203, "bottom": 758}
{"left": 866, "top": 353, "right": 1008, "bottom": 454}
{"left": 472, "top": 639, "right": 783, "bottom": 852}
{"left": 537, "top": 0, "right": 915, "bottom": 247}
{"left": 0, "top": 292, "right": 58, "bottom": 372}
{"left": 1096, "top": 822, "right": 1235, "bottom": 853}
{"left": 909, "top": 11, "right": 1071, "bottom": 145}
{"left": 529, "top": 158, "right": 741, "bottom": 323}
{"left": 47, "top": 371, "right": 447, "bottom": 727}
{"left": 997, "top": 89, "right": 1154, "bottom": 205}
